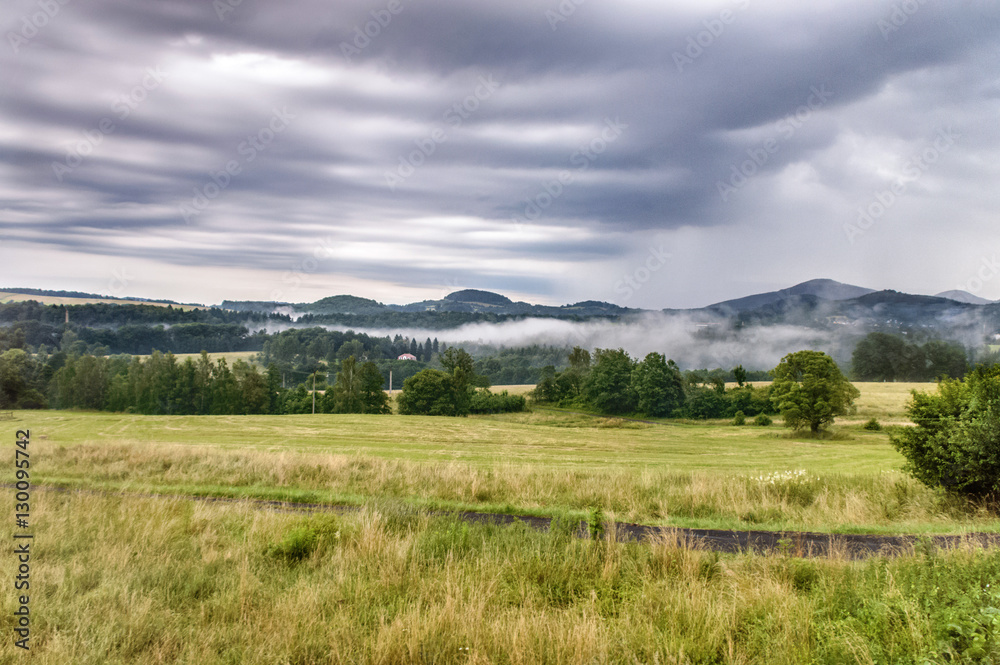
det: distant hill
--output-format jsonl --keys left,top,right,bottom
{"left": 783, "top": 279, "right": 875, "bottom": 300}
{"left": 1, "top": 288, "right": 203, "bottom": 310}
{"left": 222, "top": 288, "right": 637, "bottom": 320}
{"left": 935, "top": 290, "right": 993, "bottom": 305}
{"left": 706, "top": 279, "right": 874, "bottom": 314}
{"left": 310, "top": 295, "right": 389, "bottom": 314}
{"left": 14, "top": 279, "right": 1000, "bottom": 341}
{"left": 443, "top": 289, "right": 513, "bottom": 306}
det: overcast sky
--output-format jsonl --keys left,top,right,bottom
{"left": 2, "top": 0, "right": 998, "bottom": 308}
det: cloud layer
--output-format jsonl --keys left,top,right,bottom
{"left": 3, "top": 0, "right": 999, "bottom": 307}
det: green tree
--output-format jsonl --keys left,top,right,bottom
{"left": 531, "top": 365, "right": 560, "bottom": 403}
{"left": 397, "top": 369, "right": 456, "bottom": 416}
{"left": 631, "top": 352, "right": 684, "bottom": 417}
{"left": 210, "top": 358, "right": 241, "bottom": 415}
{"left": 234, "top": 360, "right": 268, "bottom": 414}
{"left": 194, "top": 351, "right": 213, "bottom": 413}
{"left": 439, "top": 347, "right": 481, "bottom": 414}
{"left": 568, "top": 346, "right": 591, "bottom": 371}
{"left": 0, "top": 349, "right": 46, "bottom": 409}
{"left": 733, "top": 365, "right": 748, "bottom": 388}
{"left": 173, "top": 357, "right": 198, "bottom": 414}
{"left": 358, "top": 361, "right": 390, "bottom": 414}
{"left": 923, "top": 339, "right": 968, "bottom": 380}
{"left": 555, "top": 346, "right": 592, "bottom": 401}
{"left": 71, "top": 354, "right": 109, "bottom": 410}
{"left": 852, "top": 332, "right": 908, "bottom": 381}
{"left": 331, "top": 355, "right": 363, "bottom": 413}
{"left": 337, "top": 339, "right": 365, "bottom": 362}
{"left": 585, "top": 348, "right": 637, "bottom": 415}
{"left": 770, "top": 350, "right": 860, "bottom": 433}
{"left": 265, "top": 363, "right": 283, "bottom": 414}
{"left": 682, "top": 386, "right": 729, "bottom": 419}
{"left": 890, "top": 366, "right": 1000, "bottom": 497}
{"left": 852, "top": 333, "right": 967, "bottom": 382}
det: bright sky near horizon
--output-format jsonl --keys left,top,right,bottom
{"left": 2, "top": 0, "right": 998, "bottom": 307}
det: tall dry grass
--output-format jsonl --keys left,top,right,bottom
{"left": 37, "top": 439, "right": 998, "bottom": 533}
{"left": 3, "top": 491, "right": 998, "bottom": 664}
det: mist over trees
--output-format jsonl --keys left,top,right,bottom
{"left": 1, "top": 296, "right": 996, "bottom": 421}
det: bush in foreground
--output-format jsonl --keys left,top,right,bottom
{"left": 891, "top": 365, "right": 1000, "bottom": 498}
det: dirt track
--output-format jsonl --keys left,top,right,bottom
{"left": 24, "top": 484, "right": 1000, "bottom": 559}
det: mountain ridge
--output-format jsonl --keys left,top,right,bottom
{"left": 8, "top": 282, "right": 997, "bottom": 331}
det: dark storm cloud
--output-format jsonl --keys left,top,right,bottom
{"left": 2, "top": 0, "right": 999, "bottom": 305}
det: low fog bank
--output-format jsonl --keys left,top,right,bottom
{"left": 282, "top": 314, "right": 861, "bottom": 370}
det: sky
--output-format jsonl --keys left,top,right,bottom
{"left": 2, "top": 0, "right": 999, "bottom": 309}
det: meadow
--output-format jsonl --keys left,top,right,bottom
{"left": 13, "top": 382, "right": 1000, "bottom": 534}
{"left": 3, "top": 381, "right": 1000, "bottom": 664}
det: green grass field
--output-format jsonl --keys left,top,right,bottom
{"left": 4, "top": 381, "right": 1000, "bottom": 664}
{"left": 10, "top": 382, "right": 999, "bottom": 535}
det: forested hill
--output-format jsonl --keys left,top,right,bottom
{"left": 217, "top": 283, "right": 1000, "bottom": 340}
{"left": 5, "top": 281, "right": 1000, "bottom": 350}
{"left": 222, "top": 289, "right": 639, "bottom": 320}
{"left": 0, "top": 300, "right": 288, "bottom": 355}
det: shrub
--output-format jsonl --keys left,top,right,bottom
{"left": 732, "top": 411, "right": 746, "bottom": 426}
{"left": 863, "top": 417, "right": 882, "bottom": 431}
{"left": 264, "top": 516, "right": 340, "bottom": 562}
{"left": 397, "top": 369, "right": 459, "bottom": 416}
{"left": 890, "top": 365, "right": 1000, "bottom": 498}
{"left": 469, "top": 389, "right": 527, "bottom": 414}
{"left": 681, "top": 386, "right": 729, "bottom": 419}
{"left": 753, "top": 413, "right": 773, "bottom": 426}
{"left": 587, "top": 507, "right": 606, "bottom": 540}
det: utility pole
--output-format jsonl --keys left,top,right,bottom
{"left": 389, "top": 370, "right": 393, "bottom": 395}
{"left": 312, "top": 371, "right": 316, "bottom": 414}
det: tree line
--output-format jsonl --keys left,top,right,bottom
{"left": 531, "top": 347, "right": 777, "bottom": 420}
{"left": 0, "top": 345, "right": 527, "bottom": 417}
{"left": 0, "top": 348, "right": 391, "bottom": 415}
{"left": 532, "top": 347, "right": 868, "bottom": 435}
